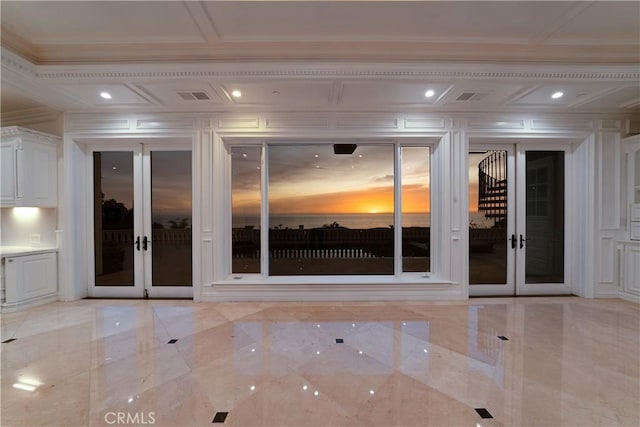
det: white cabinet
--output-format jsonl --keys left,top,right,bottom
{"left": 619, "top": 243, "right": 640, "bottom": 297}
{"left": 1, "top": 251, "right": 57, "bottom": 312}
{"left": 624, "top": 135, "right": 640, "bottom": 240}
{"left": 618, "top": 135, "right": 640, "bottom": 302}
{"left": 0, "top": 126, "right": 59, "bottom": 207}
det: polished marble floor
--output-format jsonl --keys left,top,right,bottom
{"left": 1, "top": 297, "right": 639, "bottom": 426}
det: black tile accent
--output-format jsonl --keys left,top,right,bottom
{"left": 2, "top": 338, "right": 16, "bottom": 343}
{"left": 497, "top": 336, "right": 509, "bottom": 341}
{"left": 167, "top": 339, "right": 178, "bottom": 344}
{"left": 212, "top": 412, "right": 228, "bottom": 423}
{"left": 336, "top": 338, "right": 344, "bottom": 343}
{"left": 475, "top": 408, "right": 493, "bottom": 419}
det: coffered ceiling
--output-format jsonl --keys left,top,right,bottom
{"left": 1, "top": 1, "right": 639, "bottom": 116}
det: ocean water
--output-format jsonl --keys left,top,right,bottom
{"left": 233, "top": 212, "right": 495, "bottom": 229}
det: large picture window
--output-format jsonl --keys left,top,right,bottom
{"left": 230, "top": 142, "right": 432, "bottom": 277}
{"left": 268, "top": 144, "right": 395, "bottom": 275}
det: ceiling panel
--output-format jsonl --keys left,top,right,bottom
{"left": 1, "top": 1, "right": 203, "bottom": 44}
{"left": 53, "top": 84, "right": 153, "bottom": 107}
{"left": 206, "top": 1, "right": 574, "bottom": 42}
{"left": 575, "top": 86, "right": 640, "bottom": 110}
{"left": 1, "top": 84, "right": 46, "bottom": 112}
{"left": 510, "top": 84, "right": 620, "bottom": 107}
{"left": 220, "top": 81, "right": 334, "bottom": 106}
{"left": 339, "top": 82, "right": 451, "bottom": 106}
{"left": 546, "top": 2, "right": 640, "bottom": 43}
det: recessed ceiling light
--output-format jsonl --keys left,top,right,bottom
{"left": 100, "top": 92, "right": 112, "bottom": 100}
{"left": 231, "top": 90, "right": 242, "bottom": 98}
{"left": 551, "top": 91, "right": 564, "bottom": 99}
{"left": 425, "top": 90, "right": 435, "bottom": 98}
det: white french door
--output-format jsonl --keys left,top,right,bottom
{"left": 89, "top": 145, "right": 193, "bottom": 298}
{"left": 469, "top": 143, "right": 571, "bottom": 296}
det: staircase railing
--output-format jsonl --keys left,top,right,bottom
{"left": 478, "top": 151, "right": 507, "bottom": 222}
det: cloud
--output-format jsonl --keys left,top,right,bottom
{"left": 375, "top": 174, "right": 394, "bottom": 182}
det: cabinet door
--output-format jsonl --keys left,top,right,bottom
{"left": 22, "top": 141, "right": 57, "bottom": 206}
{"left": 623, "top": 245, "right": 640, "bottom": 295}
{"left": 0, "top": 142, "right": 17, "bottom": 204}
{"left": 5, "top": 253, "right": 57, "bottom": 304}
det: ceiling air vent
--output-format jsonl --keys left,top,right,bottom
{"left": 456, "top": 92, "right": 488, "bottom": 101}
{"left": 177, "top": 91, "right": 211, "bottom": 101}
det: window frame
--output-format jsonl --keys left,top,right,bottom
{"left": 225, "top": 138, "right": 441, "bottom": 283}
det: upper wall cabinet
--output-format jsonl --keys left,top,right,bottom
{"left": 1, "top": 127, "right": 60, "bottom": 207}
{"left": 623, "top": 134, "right": 640, "bottom": 240}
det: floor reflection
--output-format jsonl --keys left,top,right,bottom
{"left": 1, "top": 298, "right": 638, "bottom": 426}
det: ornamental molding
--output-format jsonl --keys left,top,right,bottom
{"left": 1, "top": 48, "right": 37, "bottom": 78}
{"left": 0, "top": 47, "right": 632, "bottom": 82}
{"left": 34, "top": 68, "right": 640, "bottom": 82}
{"left": 0, "top": 124, "right": 62, "bottom": 141}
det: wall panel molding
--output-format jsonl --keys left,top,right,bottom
{"left": 336, "top": 115, "right": 399, "bottom": 129}
{"left": 531, "top": 119, "right": 593, "bottom": 131}
{"left": 265, "top": 115, "right": 330, "bottom": 129}
{"left": 598, "top": 132, "right": 622, "bottom": 230}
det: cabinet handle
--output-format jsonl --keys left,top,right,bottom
{"left": 520, "top": 234, "right": 526, "bottom": 249}
{"left": 510, "top": 234, "right": 517, "bottom": 249}
{"left": 135, "top": 236, "right": 141, "bottom": 251}
{"left": 143, "top": 236, "right": 149, "bottom": 251}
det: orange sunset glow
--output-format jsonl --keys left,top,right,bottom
{"left": 234, "top": 183, "right": 432, "bottom": 214}
{"left": 232, "top": 144, "right": 435, "bottom": 219}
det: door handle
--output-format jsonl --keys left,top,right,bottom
{"left": 510, "top": 234, "right": 517, "bottom": 249}
{"left": 135, "top": 236, "right": 141, "bottom": 251}
{"left": 520, "top": 234, "right": 526, "bottom": 249}
{"left": 143, "top": 236, "right": 149, "bottom": 251}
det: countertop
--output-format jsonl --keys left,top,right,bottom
{"left": 0, "top": 246, "right": 58, "bottom": 257}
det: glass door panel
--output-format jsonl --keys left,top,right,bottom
{"left": 468, "top": 149, "right": 515, "bottom": 295}
{"left": 517, "top": 150, "right": 569, "bottom": 294}
{"left": 94, "top": 151, "right": 135, "bottom": 286}
{"left": 148, "top": 150, "right": 192, "bottom": 287}
{"left": 91, "top": 149, "right": 143, "bottom": 297}
{"left": 144, "top": 148, "right": 193, "bottom": 298}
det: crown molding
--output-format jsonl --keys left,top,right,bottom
{"left": 0, "top": 123, "right": 62, "bottom": 140}
{"left": 0, "top": 28, "right": 41, "bottom": 65}
{"left": 4, "top": 45, "right": 638, "bottom": 83}
{"left": 33, "top": 62, "right": 640, "bottom": 83}
{"left": 1, "top": 47, "right": 38, "bottom": 78}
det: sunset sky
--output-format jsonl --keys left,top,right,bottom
{"left": 96, "top": 151, "right": 192, "bottom": 220}
{"left": 232, "top": 145, "right": 432, "bottom": 215}
{"left": 99, "top": 146, "right": 483, "bottom": 219}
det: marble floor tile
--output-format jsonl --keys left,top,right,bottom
{"left": 0, "top": 297, "right": 638, "bottom": 426}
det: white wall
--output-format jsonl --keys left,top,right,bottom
{"left": 59, "top": 111, "right": 636, "bottom": 302}
{"left": 0, "top": 207, "right": 57, "bottom": 246}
